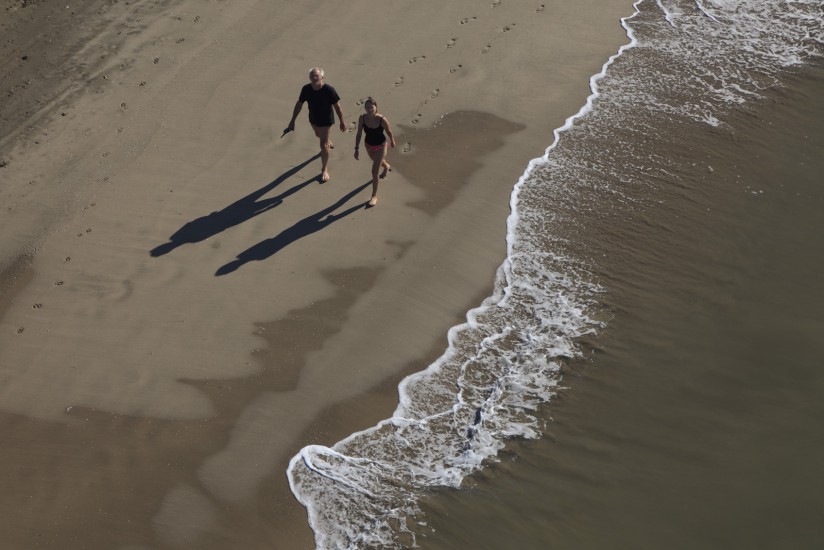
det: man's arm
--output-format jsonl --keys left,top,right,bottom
{"left": 288, "top": 101, "right": 303, "bottom": 131}
{"left": 334, "top": 102, "right": 346, "bottom": 132}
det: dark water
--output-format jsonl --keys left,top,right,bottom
{"left": 419, "top": 64, "right": 824, "bottom": 550}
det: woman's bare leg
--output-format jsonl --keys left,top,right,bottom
{"left": 380, "top": 158, "right": 391, "bottom": 179}
{"left": 367, "top": 146, "right": 386, "bottom": 206}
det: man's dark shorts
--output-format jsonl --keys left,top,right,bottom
{"left": 309, "top": 115, "right": 334, "bottom": 128}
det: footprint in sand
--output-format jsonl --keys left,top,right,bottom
{"left": 460, "top": 16, "right": 477, "bottom": 24}
{"left": 482, "top": 43, "right": 492, "bottom": 54}
{"left": 355, "top": 97, "right": 366, "bottom": 106}
{"left": 446, "top": 38, "right": 457, "bottom": 49}
{"left": 402, "top": 142, "right": 413, "bottom": 153}
{"left": 408, "top": 55, "right": 426, "bottom": 64}
{"left": 54, "top": 281, "right": 64, "bottom": 286}
{"left": 176, "top": 37, "right": 186, "bottom": 44}
{"left": 194, "top": 15, "right": 201, "bottom": 23}
{"left": 32, "top": 304, "right": 42, "bottom": 309}
{"left": 492, "top": 0, "right": 501, "bottom": 7}
{"left": 449, "top": 64, "right": 463, "bottom": 73}
{"left": 499, "top": 23, "right": 516, "bottom": 32}
{"left": 17, "top": 327, "right": 24, "bottom": 334}
{"left": 411, "top": 113, "right": 422, "bottom": 125}
{"left": 536, "top": 4, "right": 545, "bottom": 12}
{"left": 394, "top": 76, "right": 404, "bottom": 87}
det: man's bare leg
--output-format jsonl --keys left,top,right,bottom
{"left": 312, "top": 124, "right": 332, "bottom": 182}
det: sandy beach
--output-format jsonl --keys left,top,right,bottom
{"left": 0, "top": 0, "right": 632, "bottom": 547}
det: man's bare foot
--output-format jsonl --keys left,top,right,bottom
{"left": 322, "top": 170, "right": 330, "bottom": 182}
{"left": 380, "top": 163, "right": 392, "bottom": 179}
{"left": 368, "top": 195, "right": 378, "bottom": 207}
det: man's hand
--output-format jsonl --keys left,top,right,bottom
{"left": 339, "top": 120, "right": 347, "bottom": 132}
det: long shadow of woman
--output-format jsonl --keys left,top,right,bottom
{"left": 215, "top": 182, "right": 371, "bottom": 276}
{"left": 150, "top": 154, "right": 321, "bottom": 257}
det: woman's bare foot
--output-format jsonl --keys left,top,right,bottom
{"left": 322, "top": 169, "right": 330, "bottom": 182}
{"left": 368, "top": 195, "right": 378, "bottom": 207}
{"left": 380, "top": 163, "right": 392, "bottom": 179}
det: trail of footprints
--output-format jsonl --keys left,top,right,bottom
{"left": 16, "top": 209, "right": 92, "bottom": 335}
{"left": 14, "top": 13, "right": 214, "bottom": 335}
{"left": 394, "top": 3, "right": 541, "bottom": 130}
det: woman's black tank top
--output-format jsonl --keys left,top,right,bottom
{"left": 363, "top": 116, "right": 386, "bottom": 146}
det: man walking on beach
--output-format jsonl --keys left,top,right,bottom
{"left": 287, "top": 67, "right": 347, "bottom": 183}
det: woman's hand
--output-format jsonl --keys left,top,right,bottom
{"left": 354, "top": 148, "right": 360, "bottom": 160}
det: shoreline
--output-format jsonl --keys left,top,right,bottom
{"left": 0, "top": 0, "right": 634, "bottom": 547}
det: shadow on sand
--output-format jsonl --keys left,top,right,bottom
{"left": 215, "top": 182, "right": 371, "bottom": 276}
{"left": 150, "top": 154, "right": 322, "bottom": 257}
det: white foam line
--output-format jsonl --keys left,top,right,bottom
{"left": 694, "top": 0, "right": 720, "bottom": 22}
{"left": 656, "top": 0, "right": 678, "bottom": 28}
{"left": 506, "top": 0, "right": 643, "bottom": 266}
{"left": 296, "top": 445, "right": 381, "bottom": 498}
{"left": 286, "top": 0, "right": 646, "bottom": 540}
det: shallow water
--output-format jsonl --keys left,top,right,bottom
{"left": 419, "top": 65, "right": 824, "bottom": 550}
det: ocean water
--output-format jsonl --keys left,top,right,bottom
{"left": 287, "top": 1, "right": 824, "bottom": 548}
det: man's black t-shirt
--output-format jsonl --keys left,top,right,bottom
{"left": 298, "top": 84, "right": 341, "bottom": 127}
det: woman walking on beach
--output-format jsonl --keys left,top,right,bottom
{"left": 354, "top": 97, "right": 396, "bottom": 207}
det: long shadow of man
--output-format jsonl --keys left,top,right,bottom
{"left": 215, "top": 182, "right": 371, "bottom": 276}
{"left": 150, "top": 154, "right": 321, "bottom": 257}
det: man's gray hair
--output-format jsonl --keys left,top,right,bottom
{"left": 309, "top": 67, "right": 324, "bottom": 78}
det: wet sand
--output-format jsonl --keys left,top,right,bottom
{"left": 0, "top": 0, "right": 633, "bottom": 547}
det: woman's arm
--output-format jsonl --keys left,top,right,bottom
{"left": 354, "top": 115, "right": 364, "bottom": 159}
{"left": 382, "top": 117, "right": 396, "bottom": 148}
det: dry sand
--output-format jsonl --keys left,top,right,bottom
{"left": 0, "top": 0, "right": 632, "bottom": 547}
